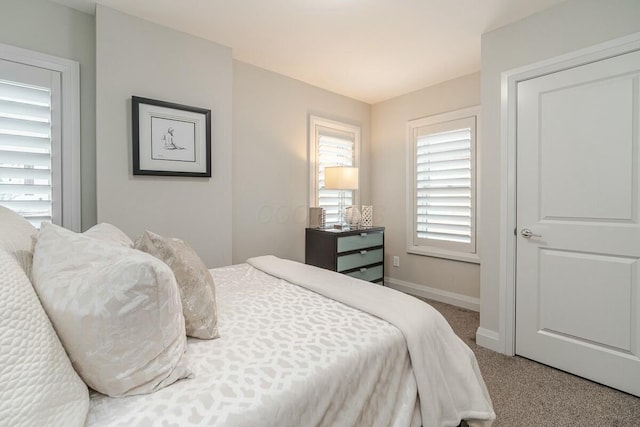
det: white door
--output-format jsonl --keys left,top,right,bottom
{"left": 516, "top": 49, "right": 640, "bottom": 396}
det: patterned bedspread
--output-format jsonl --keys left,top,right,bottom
{"left": 87, "top": 263, "right": 420, "bottom": 427}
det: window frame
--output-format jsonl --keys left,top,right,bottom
{"left": 0, "top": 42, "right": 81, "bottom": 231}
{"left": 406, "top": 106, "right": 480, "bottom": 264}
{"left": 308, "top": 115, "right": 360, "bottom": 225}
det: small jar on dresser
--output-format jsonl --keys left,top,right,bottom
{"left": 304, "top": 226, "right": 385, "bottom": 285}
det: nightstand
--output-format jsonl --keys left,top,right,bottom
{"left": 305, "top": 227, "right": 385, "bottom": 285}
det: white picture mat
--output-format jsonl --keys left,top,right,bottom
{"left": 138, "top": 103, "right": 207, "bottom": 173}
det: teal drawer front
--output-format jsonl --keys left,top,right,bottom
{"left": 337, "top": 248, "right": 384, "bottom": 272}
{"left": 337, "top": 232, "right": 383, "bottom": 253}
{"left": 345, "top": 264, "right": 383, "bottom": 282}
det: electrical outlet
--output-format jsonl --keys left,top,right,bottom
{"left": 393, "top": 256, "right": 400, "bottom": 267}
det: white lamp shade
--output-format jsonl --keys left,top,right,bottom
{"left": 324, "top": 167, "right": 359, "bottom": 190}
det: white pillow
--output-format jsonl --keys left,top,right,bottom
{"left": 135, "top": 230, "right": 219, "bottom": 339}
{"left": 0, "top": 205, "right": 37, "bottom": 276}
{"left": 83, "top": 222, "right": 134, "bottom": 247}
{"left": 31, "top": 223, "right": 191, "bottom": 397}
{"left": 0, "top": 248, "right": 89, "bottom": 426}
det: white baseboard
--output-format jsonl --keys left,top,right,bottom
{"left": 475, "top": 327, "right": 501, "bottom": 353}
{"left": 384, "top": 276, "right": 480, "bottom": 312}
{"left": 384, "top": 277, "right": 504, "bottom": 353}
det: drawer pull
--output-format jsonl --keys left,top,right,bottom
{"left": 360, "top": 250, "right": 367, "bottom": 255}
{"left": 360, "top": 268, "right": 367, "bottom": 272}
{"left": 360, "top": 233, "right": 367, "bottom": 237}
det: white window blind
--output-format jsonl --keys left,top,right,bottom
{"left": 309, "top": 116, "right": 360, "bottom": 228}
{"left": 318, "top": 130, "right": 355, "bottom": 226}
{"left": 0, "top": 44, "right": 81, "bottom": 231}
{"left": 416, "top": 128, "right": 472, "bottom": 243}
{"left": 0, "top": 79, "right": 53, "bottom": 228}
{"left": 407, "top": 108, "right": 479, "bottom": 262}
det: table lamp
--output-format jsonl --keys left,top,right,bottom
{"left": 324, "top": 166, "right": 359, "bottom": 230}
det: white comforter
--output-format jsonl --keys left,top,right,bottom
{"left": 87, "top": 262, "right": 421, "bottom": 426}
{"left": 247, "top": 255, "right": 495, "bottom": 427}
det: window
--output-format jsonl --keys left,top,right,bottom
{"left": 309, "top": 115, "right": 360, "bottom": 227}
{"left": 0, "top": 43, "right": 80, "bottom": 230}
{"left": 406, "top": 106, "right": 479, "bottom": 263}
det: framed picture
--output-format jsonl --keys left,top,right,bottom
{"left": 132, "top": 96, "right": 211, "bottom": 177}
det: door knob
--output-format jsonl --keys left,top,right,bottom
{"left": 521, "top": 228, "right": 542, "bottom": 238}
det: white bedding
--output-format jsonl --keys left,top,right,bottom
{"left": 87, "top": 263, "right": 420, "bottom": 426}
{"left": 247, "top": 255, "right": 495, "bottom": 427}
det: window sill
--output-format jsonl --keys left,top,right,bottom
{"left": 407, "top": 245, "right": 480, "bottom": 264}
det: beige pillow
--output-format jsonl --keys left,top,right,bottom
{"left": 31, "top": 223, "right": 191, "bottom": 397}
{"left": 0, "top": 248, "right": 89, "bottom": 427}
{"left": 83, "top": 222, "right": 134, "bottom": 247}
{"left": 135, "top": 230, "right": 219, "bottom": 339}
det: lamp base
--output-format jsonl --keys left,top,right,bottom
{"left": 336, "top": 190, "right": 351, "bottom": 231}
{"left": 332, "top": 223, "right": 350, "bottom": 231}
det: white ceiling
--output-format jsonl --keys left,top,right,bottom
{"left": 51, "top": 0, "right": 566, "bottom": 103}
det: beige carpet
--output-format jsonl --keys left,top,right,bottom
{"left": 425, "top": 299, "right": 640, "bottom": 427}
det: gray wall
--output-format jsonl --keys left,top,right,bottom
{"left": 3, "top": 2, "right": 373, "bottom": 267}
{"left": 371, "top": 73, "right": 481, "bottom": 300}
{"left": 480, "top": 0, "right": 640, "bottom": 345}
{"left": 95, "top": 6, "right": 233, "bottom": 267}
{"left": 232, "top": 61, "right": 371, "bottom": 264}
{"left": 0, "top": 0, "right": 96, "bottom": 230}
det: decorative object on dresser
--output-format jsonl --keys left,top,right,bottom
{"left": 361, "top": 205, "right": 373, "bottom": 227}
{"left": 305, "top": 226, "right": 385, "bottom": 284}
{"left": 344, "top": 205, "right": 362, "bottom": 227}
{"left": 323, "top": 166, "right": 359, "bottom": 230}
{"left": 308, "top": 207, "right": 326, "bottom": 228}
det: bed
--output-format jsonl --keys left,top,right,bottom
{"left": 88, "top": 256, "right": 495, "bottom": 427}
{"left": 0, "top": 204, "right": 494, "bottom": 427}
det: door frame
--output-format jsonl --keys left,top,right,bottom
{"left": 499, "top": 32, "right": 640, "bottom": 356}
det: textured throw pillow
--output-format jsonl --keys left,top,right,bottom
{"left": 83, "top": 222, "right": 134, "bottom": 247}
{"left": 135, "top": 230, "right": 219, "bottom": 339}
{"left": 31, "top": 223, "right": 191, "bottom": 397}
{"left": 0, "top": 205, "right": 37, "bottom": 276}
{"left": 0, "top": 248, "right": 89, "bottom": 427}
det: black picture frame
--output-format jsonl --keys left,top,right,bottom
{"left": 132, "top": 96, "right": 211, "bottom": 177}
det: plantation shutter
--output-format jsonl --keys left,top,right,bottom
{"left": 317, "top": 126, "right": 355, "bottom": 226}
{"left": 0, "top": 73, "right": 55, "bottom": 228}
{"left": 414, "top": 116, "right": 476, "bottom": 253}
